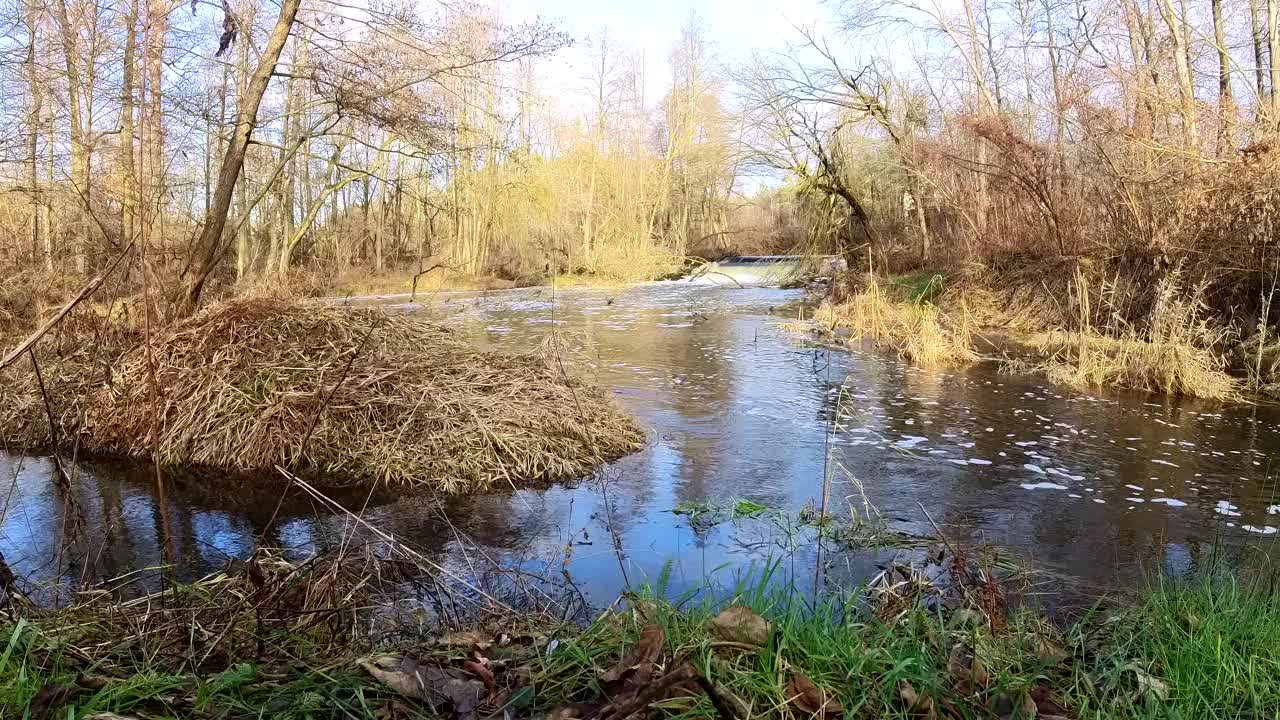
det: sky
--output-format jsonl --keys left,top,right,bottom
{"left": 498, "top": 0, "right": 833, "bottom": 110}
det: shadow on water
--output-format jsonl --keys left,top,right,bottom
{"left": 5, "top": 282, "right": 1280, "bottom": 610}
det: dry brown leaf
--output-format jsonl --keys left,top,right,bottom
{"left": 359, "top": 654, "right": 486, "bottom": 719}
{"left": 76, "top": 674, "right": 115, "bottom": 691}
{"left": 29, "top": 683, "right": 75, "bottom": 716}
{"left": 1030, "top": 634, "right": 1069, "bottom": 664}
{"left": 898, "top": 681, "right": 938, "bottom": 720}
{"left": 946, "top": 645, "right": 990, "bottom": 695}
{"left": 438, "top": 630, "right": 491, "bottom": 650}
{"left": 601, "top": 624, "right": 665, "bottom": 683}
{"left": 1029, "top": 685, "right": 1071, "bottom": 718}
{"left": 463, "top": 659, "right": 496, "bottom": 700}
{"left": 707, "top": 606, "right": 771, "bottom": 647}
{"left": 786, "top": 674, "right": 843, "bottom": 716}
{"left": 1126, "top": 665, "right": 1169, "bottom": 701}
{"left": 630, "top": 600, "right": 659, "bottom": 623}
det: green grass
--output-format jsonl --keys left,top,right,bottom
{"left": 0, "top": 618, "right": 401, "bottom": 720}
{"left": 537, "top": 566, "right": 1072, "bottom": 720}
{"left": 535, "top": 568, "right": 1280, "bottom": 720}
{"left": 6, "top": 556, "right": 1280, "bottom": 719}
{"left": 1077, "top": 576, "right": 1280, "bottom": 718}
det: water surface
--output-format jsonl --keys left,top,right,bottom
{"left": 4, "top": 283, "right": 1280, "bottom": 606}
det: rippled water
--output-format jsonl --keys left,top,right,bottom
{"left": 4, "top": 282, "right": 1280, "bottom": 606}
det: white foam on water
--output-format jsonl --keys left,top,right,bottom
{"left": 1093, "top": 498, "right": 1106, "bottom": 504}
{"left": 969, "top": 459, "right": 992, "bottom": 465}
{"left": 1021, "top": 482, "right": 1069, "bottom": 491}
{"left": 1243, "top": 525, "right": 1279, "bottom": 535}
{"left": 1126, "top": 497, "right": 1145, "bottom": 503}
{"left": 1068, "top": 493, "right": 1082, "bottom": 498}
{"left": 1267, "top": 505, "right": 1280, "bottom": 515}
{"left": 1215, "top": 500, "right": 1242, "bottom": 517}
{"left": 1150, "top": 498, "right": 1187, "bottom": 507}
{"left": 1152, "top": 459, "right": 1179, "bottom": 467}
{"left": 1125, "top": 484, "right": 1145, "bottom": 492}
{"left": 1023, "top": 464, "right": 1046, "bottom": 474}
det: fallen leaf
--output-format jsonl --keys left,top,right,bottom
{"left": 1126, "top": 665, "right": 1169, "bottom": 701}
{"left": 76, "top": 674, "right": 115, "bottom": 690}
{"left": 359, "top": 654, "right": 487, "bottom": 719}
{"left": 898, "top": 681, "right": 938, "bottom": 720}
{"left": 463, "top": 659, "right": 496, "bottom": 700}
{"left": 1029, "top": 685, "right": 1070, "bottom": 718}
{"left": 438, "top": 630, "right": 491, "bottom": 650}
{"left": 629, "top": 600, "right": 659, "bottom": 623}
{"left": 1030, "top": 634, "right": 1069, "bottom": 664}
{"left": 707, "top": 606, "right": 771, "bottom": 647}
{"left": 601, "top": 624, "right": 665, "bottom": 683}
{"left": 786, "top": 674, "right": 843, "bottom": 716}
{"left": 947, "top": 645, "right": 990, "bottom": 695}
{"left": 29, "top": 683, "right": 75, "bottom": 716}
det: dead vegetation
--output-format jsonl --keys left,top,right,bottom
{"left": 795, "top": 275, "right": 977, "bottom": 369}
{"left": 793, "top": 260, "right": 1244, "bottom": 400}
{"left": 0, "top": 297, "right": 644, "bottom": 491}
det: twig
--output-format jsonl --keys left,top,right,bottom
{"left": 0, "top": 238, "right": 137, "bottom": 371}
{"left": 410, "top": 262, "right": 450, "bottom": 302}
{"left": 919, "top": 503, "right": 977, "bottom": 585}
{"left": 598, "top": 664, "right": 695, "bottom": 720}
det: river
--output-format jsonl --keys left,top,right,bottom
{"left": 2, "top": 282, "right": 1278, "bottom": 608}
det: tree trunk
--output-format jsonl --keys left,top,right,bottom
{"left": 1269, "top": 0, "right": 1280, "bottom": 119}
{"left": 1213, "top": 0, "right": 1234, "bottom": 153}
{"left": 1251, "top": 0, "right": 1268, "bottom": 106}
{"left": 143, "top": 0, "right": 168, "bottom": 252}
{"left": 120, "top": 0, "right": 139, "bottom": 244}
{"left": 172, "top": 0, "right": 302, "bottom": 315}
{"left": 23, "top": 0, "right": 44, "bottom": 268}
{"left": 1158, "top": 0, "right": 1198, "bottom": 146}
{"left": 1122, "top": 0, "right": 1155, "bottom": 138}
{"left": 52, "top": 0, "right": 89, "bottom": 273}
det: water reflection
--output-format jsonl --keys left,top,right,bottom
{"left": 4, "top": 283, "right": 1280, "bottom": 607}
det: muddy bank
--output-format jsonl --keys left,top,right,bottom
{"left": 0, "top": 297, "right": 643, "bottom": 491}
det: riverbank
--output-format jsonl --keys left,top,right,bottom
{"left": 0, "top": 296, "right": 643, "bottom": 491}
{"left": 792, "top": 266, "right": 1247, "bottom": 401}
{"left": 5, "top": 536, "right": 1278, "bottom": 720}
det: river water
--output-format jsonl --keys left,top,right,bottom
{"left": 3, "top": 283, "right": 1280, "bottom": 607}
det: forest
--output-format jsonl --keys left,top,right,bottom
{"left": 1, "top": 0, "right": 1278, "bottom": 328}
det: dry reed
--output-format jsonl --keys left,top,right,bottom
{"left": 1015, "top": 270, "right": 1240, "bottom": 400}
{"left": 0, "top": 297, "right": 645, "bottom": 491}
{"left": 801, "top": 277, "right": 977, "bottom": 368}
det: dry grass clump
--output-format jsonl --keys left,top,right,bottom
{"left": 802, "top": 277, "right": 977, "bottom": 368}
{"left": 0, "top": 297, "right": 644, "bottom": 491}
{"left": 1021, "top": 331, "right": 1239, "bottom": 400}
{"left": 1016, "top": 271, "right": 1239, "bottom": 400}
